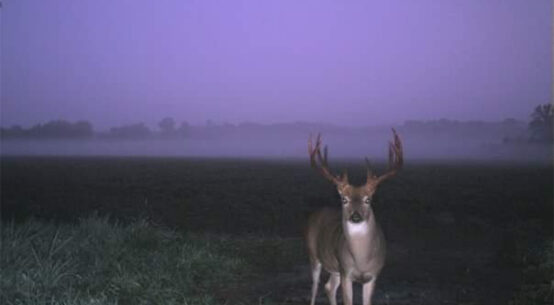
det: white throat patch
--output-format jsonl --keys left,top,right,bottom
{"left": 346, "top": 221, "right": 369, "bottom": 236}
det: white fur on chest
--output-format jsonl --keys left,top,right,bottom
{"left": 346, "top": 221, "right": 369, "bottom": 236}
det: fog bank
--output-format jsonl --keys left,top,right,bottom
{"left": 2, "top": 127, "right": 551, "bottom": 163}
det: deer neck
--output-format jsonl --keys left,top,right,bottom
{"left": 343, "top": 214, "right": 379, "bottom": 265}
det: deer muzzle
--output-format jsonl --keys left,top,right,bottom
{"left": 349, "top": 211, "right": 363, "bottom": 223}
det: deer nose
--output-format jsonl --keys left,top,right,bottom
{"left": 350, "top": 212, "right": 363, "bottom": 223}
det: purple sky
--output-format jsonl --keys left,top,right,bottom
{"left": 1, "top": 0, "right": 552, "bottom": 130}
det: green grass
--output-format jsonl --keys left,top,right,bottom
{"left": 0, "top": 215, "right": 248, "bottom": 305}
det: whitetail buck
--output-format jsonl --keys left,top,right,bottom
{"left": 305, "top": 129, "right": 403, "bottom": 305}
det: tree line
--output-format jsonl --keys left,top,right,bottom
{"left": 1, "top": 104, "right": 552, "bottom": 143}
{"left": 0, "top": 117, "right": 189, "bottom": 140}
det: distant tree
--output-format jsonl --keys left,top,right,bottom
{"left": 109, "top": 123, "right": 151, "bottom": 139}
{"left": 74, "top": 121, "right": 94, "bottom": 137}
{"left": 502, "top": 118, "right": 518, "bottom": 126}
{"left": 1, "top": 120, "right": 93, "bottom": 139}
{"left": 177, "top": 121, "right": 189, "bottom": 136}
{"left": 404, "top": 120, "right": 425, "bottom": 130}
{"left": 0, "top": 125, "right": 24, "bottom": 138}
{"left": 35, "top": 120, "right": 93, "bottom": 138}
{"left": 529, "top": 104, "right": 553, "bottom": 143}
{"left": 158, "top": 117, "right": 176, "bottom": 134}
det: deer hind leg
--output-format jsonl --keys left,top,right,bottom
{"left": 324, "top": 273, "right": 340, "bottom": 305}
{"left": 309, "top": 261, "right": 322, "bottom": 305}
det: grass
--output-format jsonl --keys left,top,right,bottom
{"left": 0, "top": 214, "right": 248, "bottom": 305}
{"left": 510, "top": 240, "right": 554, "bottom": 305}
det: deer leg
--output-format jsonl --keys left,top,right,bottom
{"left": 309, "top": 261, "right": 322, "bottom": 305}
{"left": 324, "top": 273, "right": 340, "bottom": 305}
{"left": 362, "top": 277, "right": 376, "bottom": 305}
{"left": 341, "top": 276, "right": 353, "bottom": 305}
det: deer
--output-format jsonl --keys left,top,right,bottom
{"left": 305, "top": 129, "right": 403, "bottom": 305}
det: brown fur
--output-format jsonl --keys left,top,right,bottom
{"left": 306, "top": 130, "right": 402, "bottom": 305}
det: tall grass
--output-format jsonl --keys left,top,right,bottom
{"left": 0, "top": 215, "right": 247, "bottom": 305}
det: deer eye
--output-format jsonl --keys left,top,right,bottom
{"left": 341, "top": 197, "right": 349, "bottom": 205}
{"left": 364, "top": 197, "right": 371, "bottom": 205}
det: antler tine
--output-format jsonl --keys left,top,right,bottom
{"left": 308, "top": 133, "right": 322, "bottom": 167}
{"left": 365, "top": 157, "right": 374, "bottom": 178}
{"left": 390, "top": 128, "right": 403, "bottom": 169}
{"left": 315, "top": 144, "right": 328, "bottom": 168}
{"left": 322, "top": 145, "right": 329, "bottom": 167}
{"left": 375, "top": 128, "right": 403, "bottom": 185}
{"left": 308, "top": 133, "right": 344, "bottom": 185}
{"left": 308, "top": 133, "right": 315, "bottom": 165}
{"left": 388, "top": 142, "right": 394, "bottom": 169}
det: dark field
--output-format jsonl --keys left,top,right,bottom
{"left": 1, "top": 156, "right": 553, "bottom": 304}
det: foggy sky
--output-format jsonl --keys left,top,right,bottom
{"left": 1, "top": 0, "right": 552, "bottom": 130}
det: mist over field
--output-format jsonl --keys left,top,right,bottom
{"left": 1, "top": 120, "right": 551, "bottom": 162}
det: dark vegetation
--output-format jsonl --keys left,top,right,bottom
{"left": 0, "top": 120, "right": 94, "bottom": 139}
{"left": 529, "top": 104, "right": 554, "bottom": 143}
{"left": 1, "top": 157, "right": 552, "bottom": 304}
{"left": 0, "top": 216, "right": 247, "bottom": 305}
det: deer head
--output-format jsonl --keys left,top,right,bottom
{"left": 308, "top": 129, "right": 403, "bottom": 224}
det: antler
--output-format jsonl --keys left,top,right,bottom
{"left": 308, "top": 134, "right": 347, "bottom": 186}
{"left": 368, "top": 128, "right": 403, "bottom": 186}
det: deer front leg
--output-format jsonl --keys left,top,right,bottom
{"left": 341, "top": 276, "right": 353, "bottom": 305}
{"left": 362, "top": 278, "right": 376, "bottom": 305}
{"left": 324, "top": 273, "right": 340, "bottom": 305}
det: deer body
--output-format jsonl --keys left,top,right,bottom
{"left": 306, "top": 130, "right": 403, "bottom": 305}
{"left": 306, "top": 207, "right": 386, "bottom": 281}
